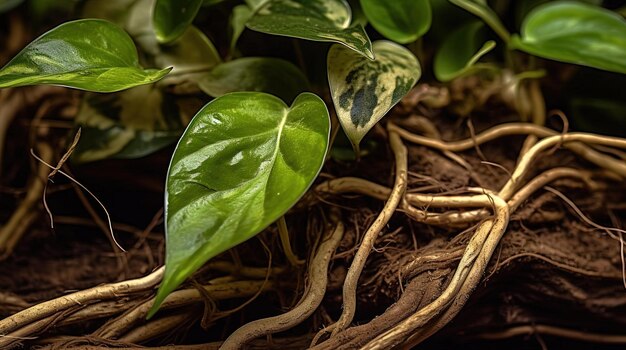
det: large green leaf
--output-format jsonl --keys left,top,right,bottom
{"left": 360, "top": 0, "right": 431, "bottom": 44}
{"left": 511, "top": 2, "right": 626, "bottom": 74}
{"left": 148, "top": 92, "right": 330, "bottom": 316}
{"left": 0, "top": 19, "right": 170, "bottom": 92}
{"left": 328, "top": 40, "right": 421, "bottom": 149}
{"left": 434, "top": 21, "right": 495, "bottom": 82}
{"left": 198, "top": 57, "right": 309, "bottom": 103}
{"left": 72, "top": 85, "right": 193, "bottom": 162}
{"left": 246, "top": 0, "right": 374, "bottom": 59}
{"left": 153, "top": 0, "right": 203, "bottom": 44}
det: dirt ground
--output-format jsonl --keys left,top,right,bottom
{"left": 1, "top": 79, "right": 626, "bottom": 349}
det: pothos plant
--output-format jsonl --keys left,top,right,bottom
{"left": 1, "top": 0, "right": 625, "bottom": 316}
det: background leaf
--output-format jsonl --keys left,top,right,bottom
{"left": 246, "top": 0, "right": 373, "bottom": 59}
{"left": 198, "top": 57, "right": 309, "bottom": 103}
{"left": 328, "top": 40, "right": 421, "bottom": 149}
{"left": 360, "top": 0, "right": 431, "bottom": 44}
{"left": 229, "top": 4, "right": 252, "bottom": 51}
{"left": 149, "top": 92, "right": 330, "bottom": 316}
{"left": 0, "top": 0, "right": 23, "bottom": 13}
{"left": 434, "top": 21, "right": 495, "bottom": 82}
{"left": 0, "top": 19, "right": 170, "bottom": 92}
{"left": 71, "top": 85, "right": 196, "bottom": 162}
{"left": 153, "top": 0, "right": 203, "bottom": 44}
{"left": 511, "top": 1, "right": 626, "bottom": 74}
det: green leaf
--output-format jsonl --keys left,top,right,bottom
{"left": 570, "top": 98, "right": 626, "bottom": 138}
{"left": 247, "top": 0, "right": 374, "bottom": 59}
{"left": 434, "top": 21, "right": 495, "bottom": 82}
{"left": 514, "top": 0, "right": 602, "bottom": 29}
{"left": 328, "top": 40, "right": 421, "bottom": 149}
{"left": 360, "top": 0, "right": 431, "bottom": 44}
{"left": 198, "top": 57, "right": 309, "bottom": 103}
{"left": 202, "top": 0, "right": 226, "bottom": 6}
{"left": 0, "top": 19, "right": 170, "bottom": 92}
{"left": 153, "top": 0, "right": 203, "bottom": 44}
{"left": 0, "top": 0, "right": 23, "bottom": 13}
{"left": 511, "top": 1, "right": 626, "bottom": 74}
{"left": 449, "top": 0, "right": 510, "bottom": 42}
{"left": 149, "top": 92, "right": 330, "bottom": 316}
{"left": 245, "top": 0, "right": 268, "bottom": 9}
{"left": 72, "top": 85, "right": 192, "bottom": 162}
{"left": 229, "top": 4, "right": 253, "bottom": 51}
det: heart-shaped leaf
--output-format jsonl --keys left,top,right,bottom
{"left": 198, "top": 57, "right": 309, "bottom": 103}
{"left": 72, "top": 85, "right": 196, "bottom": 162}
{"left": 246, "top": 0, "right": 373, "bottom": 59}
{"left": 153, "top": 0, "right": 203, "bottom": 44}
{"left": 0, "top": 19, "right": 170, "bottom": 92}
{"left": 511, "top": 1, "right": 626, "bottom": 74}
{"left": 328, "top": 40, "right": 421, "bottom": 149}
{"left": 360, "top": 0, "right": 431, "bottom": 44}
{"left": 149, "top": 92, "right": 330, "bottom": 316}
{"left": 434, "top": 21, "right": 495, "bottom": 82}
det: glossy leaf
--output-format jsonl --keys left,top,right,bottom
{"left": 511, "top": 2, "right": 626, "bottom": 74}
{"left": 328, "top": 40, "right": 421, "bottom": 148}
{"left": 0, "top": 19, "right": 170, "bottom": 92}
{"left": 198, "top": 57, "right": 309, "bottom": 103}
{"left": 149, "top": 92, "right": 330, "bottom": 316}
{"left": 360, "top": 0, "right": 431, "bottom": 44}
{"left": 153, "top": 0, "right": 203, "bottom": 44}
{"left": 247, "top": 0, "right": 374, "bottom": 59}
{"left": 514, "top": 0, "right": 602, "bottom": 29}
{"left": 434, "top": 21, "right": 495, "bottom": 82}
{"left": 72, "top": 85, "right": 193, "bottom": 162}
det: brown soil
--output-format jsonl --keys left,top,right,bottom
{"left": 2, "top": 83, "right": 626, "bottom": 349}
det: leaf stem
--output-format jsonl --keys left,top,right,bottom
{"left": 277, "top": 216, "right": 304, "bottom": 266}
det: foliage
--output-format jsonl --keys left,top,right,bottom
{"left": 1, "top": 0, "right": 626, "bottom": 314}
{"left": 150, "top": 92, "right": 330, "bottom": 316}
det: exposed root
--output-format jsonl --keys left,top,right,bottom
{"left": 363, "top": 192, "right": 510, "bottom": 349}
{"left": 3, "top": 104, "right": 626, "bottom": 350}
{"left": 476, "top": 324, "right": 626, "bottom": 344}
{"left": 221, "top": 217, "right": 344, "bottom": 349}
{"left": 321, "top": 130, "right": 408, "bottom": 337}
{"left": 0, "top": 143, "right": 52, "bottom": 258}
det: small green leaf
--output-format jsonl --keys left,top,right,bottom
{"left": 511, "top": 1, "right": 626, "bottom": 74}
{"left": 328, "top": 40, "right": 421, "bottom": 149}
{"left": 247, "top": 0, "right": 373, "bottom": 59}
{"left": 149, "top": 92, "right": 330, "bottom": 316}
{"left": 360, "top": 0, "right": 431, "bottom": 44}
{"left": 153, "top": 0, "right": 203, "bottom": 44}
{"left": 198, "top": 57, "right": 309, "bottom": 103}
{"left": 434, "top": 21, "right": 495, "bottom": 82}
{"left": 229, "top": 4, "right": 253, "bottom": 50}
{"left": 72, "top": 85, "right": 191, "bottom": 162}
{"left": 449, "top": 0, "right": 510, "bottom": 43}
{"left": 0, "top": 0, "right": 23, "bottom": 13}
{"left": 0, "top": 19, "right": 170, "bottom": 92}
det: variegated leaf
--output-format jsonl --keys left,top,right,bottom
{"left": 247, "top": 0, "right": 373, "bottom": 59}
{"left": 72, "top": 84, "right": 197, "bottom": 162}
{"left": 328, "top": 40, "right": 420, "bottom": 149}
